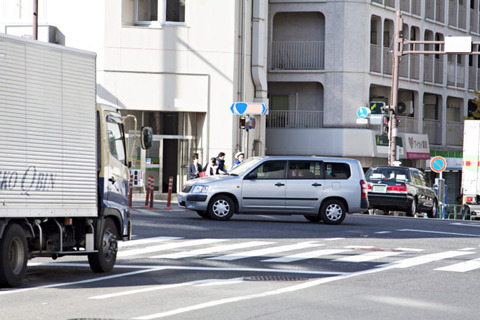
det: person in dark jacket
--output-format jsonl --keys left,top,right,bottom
{"left": 216, "top": 152, "right": 228, "bottom": 174}
{"left": 188, "top": 154, "right": 202, "bottom": 179}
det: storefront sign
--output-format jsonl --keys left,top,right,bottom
{"left": 404, "top": 134, "right": 430, "bottom": 159}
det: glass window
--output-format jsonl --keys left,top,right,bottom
{"left": 251, "top": 161, "right": 286, "bottom": 179}
{"left": 325, "top": 163, "right": 351, "bottom": 180}
{"left": 107, "top": 121, "right": 127, "bottom": 165}
{"left": 166, "top": 0, "right": 185, "bottom": 22}
{"left": 136, "top": 0, "right": 186, "bottom": 25}
{"left": 288, "top": 161, "right": 322, "bottom": 179}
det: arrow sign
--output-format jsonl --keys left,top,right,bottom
{"left": 230, "top": 102, "right": 267, "bottom": 115}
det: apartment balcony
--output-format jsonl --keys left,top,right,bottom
{"left": 266, "top": 110, "right": 323, "bottom": 128}
{"left": 270, "top": 41, "right": 325, "bottom": 71}
{"left": 446, "top": 121, "right": 463, "bottom": 146}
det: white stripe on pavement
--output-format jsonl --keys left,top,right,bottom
{"left": 118, "top": 236, "right": 182, "bottom": 248}
{"left": 262, "top": 248, "right": 347, "bottom": 263}
{"left": 380, "top": 251, "right": 474, "bottom": 269}
{"left": 435, "top": 257, "right": 480, "bottom": 272}
{"left": 209, "top": 242, "right": 321, "bottom": 261}
{"left": 334, "top": 251, "right": 403, "bottom": 263}
{"left": 118, "top": 239, "right": 225, "bottom": 258}
{"left": 151, "top": 241, "right": 274, "bottom": 259}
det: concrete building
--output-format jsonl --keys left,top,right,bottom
{"left": 1, "top": 0, "right": 269, "bottom": 194}
{"left": 2, "top": 0, "right": 479, "bottom": 202}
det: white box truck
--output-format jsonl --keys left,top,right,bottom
{"left": 461, "top": 120, "right": 480, "bottom": 218}
{"left": 0, "top": 34, "right": 151, "bottom": 287}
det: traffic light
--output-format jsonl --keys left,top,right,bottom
{"left": 239, "top": 117, "right": 246, "bottom": 129}
{"left": 381, "top": 115, "right": 389, "bottom": 134}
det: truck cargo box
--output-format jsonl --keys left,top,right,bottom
{"left": 0, "top": 33, "right": 97, "bottom": 217}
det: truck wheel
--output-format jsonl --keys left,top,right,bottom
{"left": 0, "top": 224, "right": 28, "bottom": 287}
{"left": 208, "top": 195, "right": 234, "bottom": 221}
{"left": 88, "top": 218, "right": 118, "bottom": 273}
{"left": 320, "top": 199, "right": 346, "bottom": 225}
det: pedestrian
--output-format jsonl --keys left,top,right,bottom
{"left": 188, "top": 154, "right": 202, "bottom": 179}
{"left": 216, "top": 152, "right": 228, "bottom": 174}
{"left": 205, "top": 157, "right": 219, "bottom": 176}
{"left": 232, "top": 151, "right": 245, "bottom": 169}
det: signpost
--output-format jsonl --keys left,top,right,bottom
{"left": 230, "top": 102, "right": 267, "bottom": 115}
{"left": 430, "top": 156, "right": 447, "bottom": 217}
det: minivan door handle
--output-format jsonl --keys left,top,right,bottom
{"left": 312, "top": 183, "right": 322, "bottom": 187}
{"left": 275, "top": 182, "right": 285, "bottom": 187}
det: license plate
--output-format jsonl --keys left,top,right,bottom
{"left": 372, "top": 185, "right": 387, "bottom": 193}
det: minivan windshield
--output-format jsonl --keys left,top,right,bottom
{"left": 228, "top": 157, "right": 262, "bottom": 176}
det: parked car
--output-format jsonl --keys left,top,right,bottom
{"left": 178, "top": 156, "right": 369, "bottom": 224}
{"left": 365, "top": 166, "right": 437, "bottom": 217}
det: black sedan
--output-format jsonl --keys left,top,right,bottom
{"left": 365, "top": 166, "right": 438, "bottom": 217}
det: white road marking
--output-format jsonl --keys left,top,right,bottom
{"left": 118, "top": 236, "right": 182, "bottom": 248}
{"left": 209, "top": 242, "right": 322, "bottom": 261}
{"left": 334, "top": 251, "right": 403, "bottom": 263}
{"left": 374, "top": 231, "right": 391, "bottom": 234}
{"left": 324, "top": 237, "right": 344, "bottom": 241}
{"left": 262, "top": 248, "right": 347, "bottom": 263}
{"left": 398, "top": 229, "right": 480, "bottom": 237}
{"left": 394, "top": 248, "right": 424, "bottom": 252}
{"left": 118, "top": 238, "right": 225, "bottom": 258}
{"left": 380, "top": 251, "right": 474, "bottom": 269}
{"left": 150, "top": 241, "right": 274, "bottom": 259}
{"left": 435, "top": 257, "right": 480, "bottom": 272}
{"left": 450, "top": 222, "right": 480, "bottom": 228}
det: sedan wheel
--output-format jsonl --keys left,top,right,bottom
{"left": 320, "top": 200, "right": 346, "bottom": 225}
{"left": 406, "top": 198, "right": 417, "bottom": 217}
{"left": 208, "top": 196, "right": 234, "bottom": 221}
{"left": 427, "top": 201, "right": 437, "bottom": 218}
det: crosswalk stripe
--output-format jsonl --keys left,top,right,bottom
{"left": 381, "top": 251, "right": 474, "bottom": 269}
{"left": 435, "top": 257, "right": 480, "bottom": 272}
{"left": 334, "top": 251, "right": 403, "bottom": 263}
{"left": 118, "top": 238, "right": 225, "bottom": 258}
{"left": 262, "top": 248, "right": 347, "bottom": 263}
{"left": 151, "top": 241, "right": 274, "bottom": 259}
{"left": 118, "top": 236, "right": 182, "bottom": 248}
{"left": 209, "top": 242, "right": 321, "bottom": 261}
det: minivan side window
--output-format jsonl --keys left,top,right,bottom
{"left": 324, "top": 162, "right": 351, "bottom": 179}
{"left": 251, "top": 161, "right": 286, "bottom": 179}
{"left": 288, "top": 161, "right": 322, "bottom": 179}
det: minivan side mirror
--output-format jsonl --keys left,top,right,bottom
{"left": 141, "top": 127, "right": 153, "bottom": 150}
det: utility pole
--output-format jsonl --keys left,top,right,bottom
{"left": 33, "top": 0, "right": 38, "bottom": 40}
{"left": 389, "top": 11, "right": 403, "bottom": 166}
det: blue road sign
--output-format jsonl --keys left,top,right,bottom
{"left": 357, "top": 107, "right": 370, "bottom": 119}
{"left": 231, "top": 102, "right": 267, "bottom": 115}
{"left": 430, "top": 156, "right": 447, "bottom": 173}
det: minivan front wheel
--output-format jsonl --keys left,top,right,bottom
{"left": 320, "top": 200, "right": 346, "bottom": 225}
{"left": 208, "top": 195, "right": 234, "bottom": 221}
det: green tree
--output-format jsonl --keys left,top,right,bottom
{"left": 468, "top": 91, "right": 480, "bottom": 119}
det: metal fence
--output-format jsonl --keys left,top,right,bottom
{"left": 266, "top": 110, "right": 324, "bottom": 128}
{"left": 271, "top": 41, "right": 325, "bottom": 70}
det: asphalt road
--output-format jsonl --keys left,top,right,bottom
{"left": 1, "top": 200, "right": 479, "bottom": 320}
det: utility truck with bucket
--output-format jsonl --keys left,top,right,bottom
{"left": 0, "top": 34, "right": 152, "bottom": 287}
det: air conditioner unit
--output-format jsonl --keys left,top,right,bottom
{"left": 397, "top": 101, "right": 414, "bottom": 116}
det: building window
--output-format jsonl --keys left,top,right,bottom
{"left": 135, "top": 0, "right": 186, "bottom": 25}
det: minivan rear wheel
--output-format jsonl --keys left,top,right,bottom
{"left": 320, "top": 200, "right": 346, "bottom": 225}
{"left": 208, "top": 195, "right": 234, "bottom": 221}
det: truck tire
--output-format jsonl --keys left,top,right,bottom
{"left": 0, "top": 224, "right": 28, "bottom": 287}
{"left": 88, "top": 218, "right": 118, "bottom": 273}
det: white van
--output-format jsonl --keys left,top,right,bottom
{"left": 179, "top": 156, "right": 369, "bottom": 224}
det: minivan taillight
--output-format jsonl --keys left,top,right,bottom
{"left": 360, "top": 180, "right": 368, "bottom": 198}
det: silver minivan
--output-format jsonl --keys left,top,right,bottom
{"left": 178, "top": 156, "right": 369, "bottom": 224}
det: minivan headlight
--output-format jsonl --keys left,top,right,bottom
{"left": 191, "top": 185, "right": 209, "bottom": 193}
